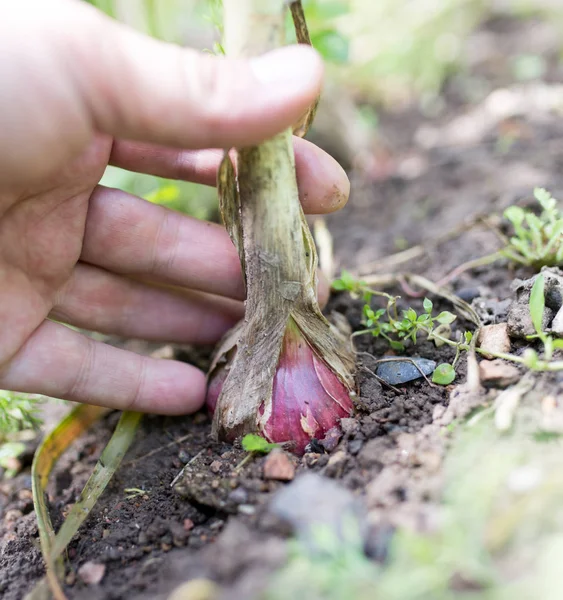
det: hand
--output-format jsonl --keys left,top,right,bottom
{"left": 0, "top": 0, "right": 349, "bottom": 414}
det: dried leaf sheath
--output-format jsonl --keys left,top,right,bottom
{"left": 208, "top": 0, "right": 355, "bottom": 452}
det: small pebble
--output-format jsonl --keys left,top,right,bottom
{"left": 17, "top": 489, "right": 33, "bottom": 501}
{"left": 168, "top": 579, "right": 219, "bottom": 600}
{"left": 376, "top": 357, "right": 436, "bottom": 385}
{"left": 209, "top": 460, "right": 222, "bottom": 474}
{"left": 302, "top": 453, "right": 321, "bottom": 468}
{"left": 319, "top": 427, "right": 342, "bottom": 452}
{"left": 478, "top": 323, "right": 511, "bottom": 358}
{"left": 178, "top": 450, "right": 190, "bottom": 464}
{"left": 263, "top": 450, "right": 295, "bottom": 481}
{"left": 183, "top": 518, "right": 195, "bottom": 532}
{"left": 479, "top": 359, "right": 520, "bottom": 388}
{"left": 324, "top": 450, "right": 348, "bottom": 478}
{"left": 456, "top": 286, "right": 481, "bottom": 302}
{"left": 238, "top": 504, "right": 256, "bottom": 516}
{"left": 340, "top": 418, "right": 359, "bottom": 436}
{"left": 348, "top": 439, "right": 363, "bottom": 455}
{"left": 552, "top": 305, "right": 563, "bottom": 336}
{"left": 138, "top": 532, "right": 148, "bottom": 545}
{"left": 228, "top": 487, "right": 248, "bottom": 504}
{"left": 77, "top": 562, "right": 105, "bottom": 585}
{"left": 4, "top": 509, "right": 23, "bottom": 522}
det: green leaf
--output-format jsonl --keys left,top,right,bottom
{"left": 405, "top": 308, "right": 418, "bottom": 322}
{"left": 464, "top": 331, "right": 473, "bottom": 344}
{"left": 522, "top": 348, "right": 539, "bottom": 369}
{"left": 311, "top": 29, "right": 349, "bottom": 64}
{"left": 332, "top": 270, "right": 357, "bottom": 292}
{"left": 504, "top": 205, "right": 525, "bottom": 227}
{"left": 436, "top": 311, "right": 457, "bottom": 325}
{"left": 529, "top": 274, "right": 545, "bottom": 337}
{"left": 423, "top": 298, "right": 433, "bottom": 313}
{"left": 242, "top": 434, "right": 278, "bottom": 454}
{"left": 397, "top": 319, "right": 411, "bottom": 331}
{"left": 374, "top": 308, "right": 386, "bottom": 320}
{"left": 0, "top": 442, "right": 26, "bottom": 476}
{"left": 390, "top": 341, "right": 405, "bottom": 351}
{"left": 432, "top": 363, "right": 456, "bottom": 385}
{"left": 552, "top": 339, "right": 563, "bottom": 349}
{"left": 534, "top": 187, "right": 554, "bottom": 210}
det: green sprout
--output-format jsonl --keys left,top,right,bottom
{"left": 124, "top": 487, "right": 149, "bottom": 500}
{"left": 502, "top": 188, "right": 563, "bottom": 269}
{"left": 241, "top": 433, "right": 279, "bottom": 454}
{"left": 332, "top": 270, "right": 368, "bottom": 296}
{"left": 432, "top": 363, "right": 456, "bottom": 386}
{"left": 358, "top": 295, "right": 457, "bottom": 351}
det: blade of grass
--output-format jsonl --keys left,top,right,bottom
{"left": 32, "top": 404, "right": 109, "bottom": 600}
{"left": 31, "top": 408, "right": 141, "bottom": 599}
{"left": 529, "top": 273, "right": 546, "bottom": 338}
{"left": 49, "top": 410, "right": 142, "bottom": 561}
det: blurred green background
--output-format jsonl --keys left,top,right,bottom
{"left": 86, "top": 0, "right": 563, "bottom": 221}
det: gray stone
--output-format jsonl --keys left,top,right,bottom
{"left": 375, "top": 357, "right": 436, "bottom": 385}
{"left": 508, "top": 267, "right": 563, "bottom": 338}
{"left": 268, "top": 473, "right": 365, "bottom": 549}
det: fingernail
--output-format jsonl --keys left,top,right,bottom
{"left": 251, "top": 46, "right": 322, "bottom": 88}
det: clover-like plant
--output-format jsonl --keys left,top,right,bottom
{"left": 502, "top": 187, "right": 563, "bottom": 268}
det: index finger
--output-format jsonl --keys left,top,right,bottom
{"left": 109, "top": 136, "right": 350, "bottom": 215}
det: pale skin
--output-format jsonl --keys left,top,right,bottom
{"left": 0, "top": 0, "right": 349, "bottom": 415}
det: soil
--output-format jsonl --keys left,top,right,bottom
{"left": 2, "top": 14, "right": 563, "bottom": 600}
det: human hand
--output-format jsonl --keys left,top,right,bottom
{"left": 0, "top": 0, "right": 349, "bottom": 414}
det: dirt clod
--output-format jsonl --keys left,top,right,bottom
{"left": 479, "top": 359, "right": 521, "bottom": 388}
{"left": 263, "top": 450, "right": 296, "bottom": 481}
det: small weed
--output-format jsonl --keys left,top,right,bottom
{"left": 532, "top": 431, "right": 563, "bottom": 443}
{"left": 332, "top": 269, "right": 368, "bottom": 296}
{"left": 241, "top": 433, "right": 279, "bottom": 454}
{"left": 334, "top": 258, "right": 563, "bottom": 386}
{"left": 334, "top": 274, "right": 461, "bottom": 384}
{"left": 124, "top": 487, "right": 149, "bottom": 500}
{"left": 0, "top": 391, "right": 43, "bottom": 438}
{"left": 357, "top": 295, "right": 456, "bottom": 352}
{"left": 0, "top": 442, "right": 26, "bottom": 478}
{"left": 502, "top": 188, "right": 563, "bottom": 269}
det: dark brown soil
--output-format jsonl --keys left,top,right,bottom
{"left": 2, "top": 14, "right": 563, "bottom": 600}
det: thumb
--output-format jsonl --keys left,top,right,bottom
{"left": 74, "top": 4, "right": 323, "bottom": 149}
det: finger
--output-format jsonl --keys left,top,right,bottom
{"left": 82, "top": 185, "right": 245, "bottom": 299}
{"left": 109, "top": 136, "right": 350, "bottom": 214}
{"left": 51, "top": 263, "right": 242, "bottom": 343}
{"left": 82, "top": 186, "right": 335, "bottom": 303}
{"left": 0, "top": 320, "right": 205, "bottom": 414}
{"left": 72, "top": 4, "right": 323, "bottom": 149}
